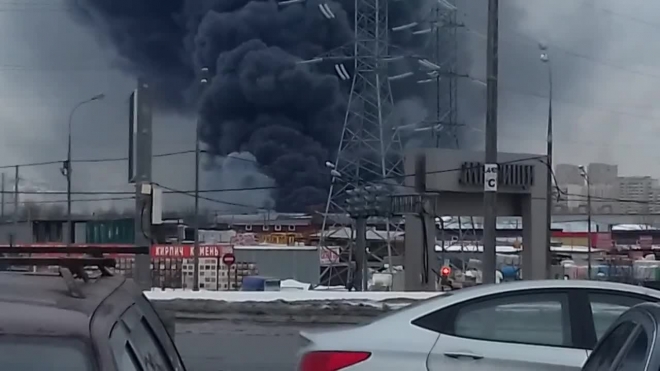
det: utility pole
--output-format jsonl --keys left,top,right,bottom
{"left": 540, "top": 45, "right": 553, "bottom": 279}
{"left": 1, "top": 172, "right": 6, "bottom": 219}
{"left": 13, "top": 166, "right": 18, "bottom": 224}
{"left": 482, "top": 0, "right": 500, "bottom": 285}
{"left": 192, "top": 67, "right": 210, "bottom": 292}
{"left": 586, "top": 176, "right": 592, "bottom": 279}
{"left": 354, "top": 216, "right": 368, "bottom": 291}
{"left": 11, "top": 166, "right": 18, "bottom": 245}
{"left": 130, "top": 80, "right": 153, "bottom": 291}
{"left": 65, "top": 156, "right": 71, "bottom": 245}
{"left": 579, "top": 165, "right": 592, "bottom": 279}
{"left": 587, "top": 187, "right": 593, "bottom": 279}
{"left": 65, "top": 93, "right": 105, "bottom": 246}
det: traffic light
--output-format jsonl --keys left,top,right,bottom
{"left": 439, "top": 266, "right": 452, "bottom": 291}
{"left": 440, "top": 266, "right": 451, "bottom": 276}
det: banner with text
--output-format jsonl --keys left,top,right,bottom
{"left": 150, "top": 244, "right": 233, "bottom": 258}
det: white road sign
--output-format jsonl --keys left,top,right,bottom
{"left": 484, "top": 164, "right": 498, "bottom": 192}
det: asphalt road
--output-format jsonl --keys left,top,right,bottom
{"left": 176, "top": 320, "right": 338, "bottom": 371}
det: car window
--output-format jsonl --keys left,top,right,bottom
{"left": 110, "top": 319, "right": 143, "bottom": 371}
{"left": 589, "top": 292, "right": 649, "bottom": 340}
{"left": 452, "top": 292, "right": 571, "bottom": 347}
{"left": 614, "top": 330, "right": 649, "bottom": 371}
{"left": 135, "top": 294, "right": 185, "bottom": 371}
{"left": 0, "top": 336, "right": 92, "bottom": 370}
{"left": 112, "top": 304, "right": 176, "bottom": 371}
{"left": 129, "top": 314, "right": 174, "bottom": 371}
{"left": 582, "top": 321, "right": 637, "bottom": 371}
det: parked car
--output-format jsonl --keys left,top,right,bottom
{"left": 297, "top": 280, "right": 660, "bottom": 371}
{"left": 582, "top": 302, "right": 660, "bottom": 371}
{"left": 0, "top": 246, "right": 186, "bottom": 370}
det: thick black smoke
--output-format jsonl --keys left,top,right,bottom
{"left": 69, "top": 0, "right": 444, "bottom": 212}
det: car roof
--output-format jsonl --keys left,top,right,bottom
{"left": 0, "top": 271, "right": 126, "bottom": 337}
{"left": 379, "top": 280, "right": 660, "bottom": 323}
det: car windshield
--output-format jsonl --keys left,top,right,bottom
{"left": 0, "top": 336, "right": 92, "bottom": 370}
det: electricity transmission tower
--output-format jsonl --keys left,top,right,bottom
{"left": 411, "top": 0, "right": 462, "bottom": 148}
{"left": 297, "top": 0, "right": 461, "bottom": 286}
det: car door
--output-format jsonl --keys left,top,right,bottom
{"left": 425, "top": 290, "right": 588, "bottom": 371}
{"left": 610, "top": 326, "right": 651, "bottom": 371}
{"left": 581, "top": 320, "right": 649, "bottom": 371}
{"left": 582, "top": 290, "right": 660, "bottom": 352}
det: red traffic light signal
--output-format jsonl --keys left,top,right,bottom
{"left": 440, "top": 266, "right": 451, "bottom": 276}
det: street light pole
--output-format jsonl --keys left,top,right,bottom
{"left": 64, "top": 93, "right": 104, "bottom": 245}
{"left": 586, "top": 176, "right": 592, "bottom": 279}
{"left": 540, "top": 44, "right": 553, "bottom": 279}
{"left": 580, "top": 166, "right": 592, "bottom": 279}
{"left": 192, "top": 67, "right": 210, "bottom": 292}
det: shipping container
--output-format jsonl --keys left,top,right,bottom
{"left": 85, "top": 219, "right": 135, "bottom": 244}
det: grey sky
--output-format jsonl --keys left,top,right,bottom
{"left": 1, "top": 0, "right": 660, "bottom": 211}
{"left": 0, "top": 0, "right": 198, "bottom": 211}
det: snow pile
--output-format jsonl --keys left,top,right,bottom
{"left": 146, "top": 279, "right": 442, "bottom": 323}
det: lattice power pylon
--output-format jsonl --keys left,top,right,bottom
{"left": 313, "top": 0, "right": 408, "bottom": 287}
{"left": 423, "top": 0, "right": 461, "bottom": 148}
{"left": 397, "top": 0, "right": 461, "bottom": 148}
{"left": 304, "top": 0, "right": 462, "bottom": 287}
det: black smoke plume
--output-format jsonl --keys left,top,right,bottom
{"left": 69, "top": 0, "right": 451, "bottom": 212}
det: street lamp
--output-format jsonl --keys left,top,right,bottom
{"left": 63, "top": 93, "right": 105, "bottom": 245}
{"left": 540, "top": 43, "right": 553, "bottom": 279}
{"left": 579, "top": 165, "right": 592, "bottom": 279}
{"left": 192, "top": 67, "right": 210, "bottom": 292}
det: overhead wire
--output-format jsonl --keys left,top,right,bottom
{"left": 0, "top": 136, "right": 655, "bottom": 215}
{"left": 0, "top": 154, "right": 550, "bottom": 196}
{"left": 580, "top": 1, "right": 660, "bottom": 35}
{"left": 463, "top": 3, "right": 660, "bottom": 83}
{"left": 154, "top": 183, "right": 272, "bottom": 211}
{"left": 462, "top": 27, "right": 660, "bottom": 123}
{"left": 0, "top": 149, "right": 200, "bottom": 170}
{"left": 5, "top": 152, "right": 660, "bottom": 210}
{"left": 17, "top": 196, "right": 134, "bottom": 205}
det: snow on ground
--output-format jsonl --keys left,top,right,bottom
{"left": 145, "top": 289, "right": 439, "bottom": 303}
{"left": 146, "top": 279, "right": 440, "bottom": 306}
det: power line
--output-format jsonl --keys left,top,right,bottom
{"left": 581, "top": 2, "right": 660, "bottom": 33}
{"left": 0, "top": 155, "right": 551, "bottom": 196}
{"left": 463, "top": 29, "right": 660, "bottom": 124}
{"left": 0, "top": 149, "right": 199, "bottom": 170}
{"left": 9, "top": 161, "right": 660, "bottom": 213}
{"left": 5, "top": 150, "right": 660, "bottom": 210}
{"left": 16, "top": 196, "right": 134, "bottom": 205}
{"left": 73, "top": 149, "right": 198, "bottom": 164}
{"left": 0, "top": 155, "right": 549, "bottom": 196}
{"left": 0, "top": 2, "right": 75, "bottom": 12}
{"left": 466, "top": 25, "right": 660, "bottom": 88}
{"left": 0, "top": 185, "right": 277, "bottom": 196}
{"left": 155, "top": 183, "right": 271, "bottom": 211}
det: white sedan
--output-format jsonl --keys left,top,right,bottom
{"left": 296, "top": 280, "right": 660, "bottom": 371}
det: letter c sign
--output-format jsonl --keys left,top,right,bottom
{"left": 484, "top": 164, "right": 498, "bottom": 192}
